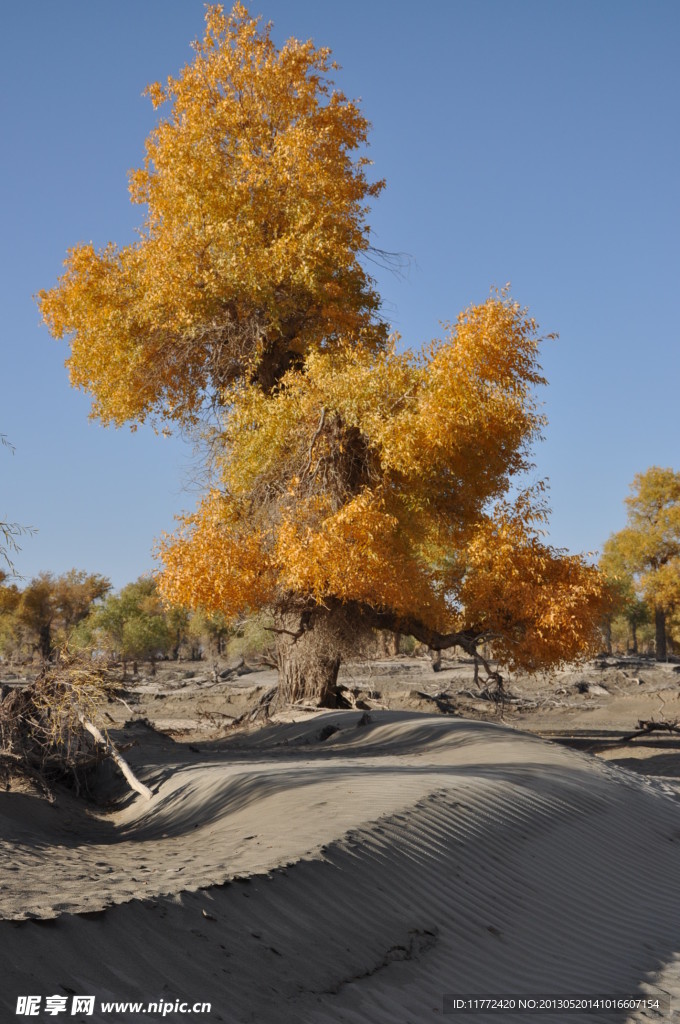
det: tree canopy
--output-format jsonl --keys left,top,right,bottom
{"left": 38, "top": 3, "right": 385, "bottom": 427}
{"left": 77, "top": 577, "right": 172, "bottom": 674}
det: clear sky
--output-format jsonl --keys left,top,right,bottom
{"left": 2, "top": 0, "right": 678, "bottom": 590}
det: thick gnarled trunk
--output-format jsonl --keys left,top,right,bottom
{"left": 274, "top": 609, "right": 341, "bottom": 707}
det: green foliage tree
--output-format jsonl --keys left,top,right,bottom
{"left": 82, "top": 577, "right": 173, "bottom": 675}
{"left": 163, "top": 604, "right": 192, "bottom": 660}
{"left": 603, "top": 467, "right": 680, "bottom": 660}
{"left": 186, "top": 608, "right": 232, "bottom": 661}
{"left": 600, "top": 541, "right": 651, "bottom": 654}
{"left": 226, "top": 613, "right": 276, "bottom": 666}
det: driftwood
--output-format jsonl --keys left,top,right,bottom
{"left": 413, "top": 690, "right": 459, "bottom": 715}
{"left": 77, "top": 714, "right": 152, "bottom": 800}
{"left": 618, "top": 719, "right": 680, "bottom": 744}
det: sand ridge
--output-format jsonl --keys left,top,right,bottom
{"left": 2, "top": 710, "right": 680, "bottom": 1021}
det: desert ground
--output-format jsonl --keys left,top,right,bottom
{"left": 2, "top": 653, "right": 680, "bottom": 1023}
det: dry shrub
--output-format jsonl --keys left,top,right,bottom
{"left": 0, "top": 657, "right": 116, "bottom": 798}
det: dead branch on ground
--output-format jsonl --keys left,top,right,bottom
{"left": 617, "top": 719, "right": 680, "bottom": 744}
{"left": 0, "top": 658, "right": 152, "bottom": 800}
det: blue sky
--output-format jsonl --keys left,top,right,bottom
{"left": 2, "top": 0, "right": 678, "bottom": 589}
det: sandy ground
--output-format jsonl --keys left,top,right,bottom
{"left": 2, "top": 654, "right": 680, "bottom": 1023}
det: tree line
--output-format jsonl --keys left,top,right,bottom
{"left": 4, "top": 457, "right": 680, "bottom": 679}
{"left": 0, "top": 572, "right": 254, "bottom": 673}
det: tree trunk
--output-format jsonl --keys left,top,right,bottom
{"left": 39, "top": 621, "right": 53, "bottom": 662}
{"left": 378, "top": 630, "right": 399, "bottom": 657}
{"left": 275, "top": 609, "right": 341, "bottom": 707}
{"left": 78, "top": 713, "right": 152, "bottom": 801}
{"left": 630, "top": 619, "right": 638, "bottom": 655}
{"left": 602, "top": 617, "right": 612, "bottom": 656}
{"left": 655, "top": 605, "right": 667, "bottom": 662}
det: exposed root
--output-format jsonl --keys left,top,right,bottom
{"left": 229, "top": 685, "right": 280, "bottom": 727}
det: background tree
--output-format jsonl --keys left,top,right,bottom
{"left": 225, "top": 613, "right": 277, "bottom": 667}
{"left": 186, "top": 608, "right": 233, "bottom": 661}
{"left": 0, "top": 570, "right": 111, "bottom": 663}
{"left": 0, "top": 573, "right": 22, "bottom": 660}
{"left": 164, "top": 604, "right": 192, "bottom": 661}
{"left": 603, "top": 467, "right": 680, "bottom": 661}
{"left": 80, "top": 577, "right": 173, "bottom": 675}
{"left": 599, "top": 539, "right": 651, "bottom": 654}
{"left": 159, "top": 296, "right": 612, "bottom": 705}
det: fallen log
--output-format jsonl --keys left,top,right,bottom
{"left": 77, "top": 714, "right": 152, "bottom": 801}
{"left": 618, "top": 719, "right": 680, "bottom": 744}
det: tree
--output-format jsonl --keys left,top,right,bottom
{"left": 39, "top": 6, "right": 611, "bottom": 707}
{"left": 599, "top": 540, "right": 650, "bottom": 654}
{"left": 158, "top": 297, "right": 612, "bottom": 704}
{"left": 603, "top": 468, "right": 680, "bottom": 660}
{"left": 186, "top": 608, "right": 233, "bottom": 660}
{"left": 82, "top": 577, "right": 173, "bottom": 675}
{"left": 6, "top": 570, "right": 111, "bottom": 662}
{"left": 0, "top": 573, "right": 22, "bottom": 659}
{"left": 37, "top": 4, "right": 385, "bottom": 426}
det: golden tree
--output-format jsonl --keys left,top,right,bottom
{"left": 39, "top": 5, "right": 611, "bottom": 707}
{"left": 159, "top": 296, "right": 611, "bottom": 704}
{"left": 598, "top": 541, "right": 650, "bottom": 654}
{"left": 38, "top": 4, "right": 386, "bottom": 427}
{"left": 603, "top": 467, "right": 680, "bottom": 660}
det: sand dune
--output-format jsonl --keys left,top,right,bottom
{"left": 2, "top": 711, "right": 680, "bottom": 1022}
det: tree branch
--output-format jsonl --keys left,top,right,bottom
{"left": 77, "top": 713, "right": 153, "bottom": 800}
{"left": 300, "top": 407, "right": 327, "bottom": 479}
{"left": 344, "top": 601, "right": 505, "bottom": 693}
{"left": 264, "top": 625, "right": 306, "bottom": 640}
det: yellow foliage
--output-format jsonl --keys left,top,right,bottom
{"left": 275, "top": 490, "right": 444, "bottom": 624}
{"left": 158, "top": 490, "right": 277, "bottom": 617}
{"left": 457, "top": 500, "right": 612, "bottom": 671}
{"left": 37, "top": 5, "right": 610, "bottom": 673}
{"left": 38, "top": 3, "right": 384, "bottom": 427}
{"left": 603, "top": 467, "right": 680, "bottom": 615}
{"left": 157, "top": 294, "right": 611, "bottom": 669}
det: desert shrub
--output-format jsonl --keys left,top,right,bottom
{"left": 0, "top": 657, "right": 116, "bottom": 797}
